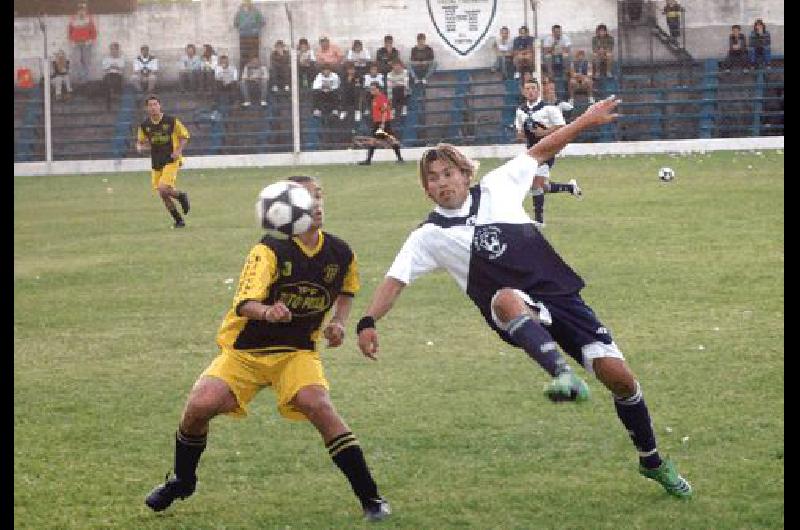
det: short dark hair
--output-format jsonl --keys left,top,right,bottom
{"left": 417, "top": 33, "right": 426, "bottom": 39}
{"left": 145, "top": 94, "right": 160, "bottom": 104}
{"left": 384, "top": 35, "right": 393, "bottom": 41}
{"left": 552, "top": 24, "right": 561, "bottom": 30}
{"left": 288, "top": 175, "right": 316, "bottom": 185}
{"left": 732, "top": 24, "right": 741, "bottom": 30}
{"left": 597, "top": 23, "right": 608, "bottom": 31}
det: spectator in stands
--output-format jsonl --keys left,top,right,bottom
{"left": 311, "top": 63, "right": 341, "bottom": 118}
{"left": 102, "top": 42, "right": 125, "bottom": 109}
{"left": 240, "top": 56, "right": 268, "bottom": 107}
{"left": 542, "top": 74, "right": 574, "bottom": 114}
{"left": 591, "top": 24, "right": 614, "bottom": 78}
{"left": 358, "top": 82, "right": 404, "bottom": 165}
{"left": 662, "top": 0, "right": 684, "bottom": 42}
{"left": 178, "top": 44, "right": 202, "bottom": 93}
{"left": 385, "top": 59, "right": 409, "bottom": 117}
{"left": 297, "top": 38, "right": 317, "bottom": 90}
{"left": 512, "top": 26, "right": 535, "bottom": 80}
{"left": 67, "top": 1, "right": 97, "bottom": 84}
{"left": 339, "top": 62, "right": 364, "bottom": 121}
{"left": 568, "top": 50, "right": 594, "bottom": 105}
{"left": 542, "top": 24, "right": 572, "bottom": 79}
{"left": 316, "top": 37, "right": 344, "bottom": 74}
{"left": 268, "top": 39, "right": 291, "bottom": 93}
{"left": 492, "top": 26, "right": 514, "bottom": 80}
{"left": 723, "top": 24, "right": 749, "bottom": 72}
{"left": 214, "top": 54, "right": 239, "bottom": 106}
{"left": 51, "top": 50, "right": 72, "bottom": 102}
{"left": 133, "top": 45, "right": 158, "bottom": 93}
{"left": 200, "top": 44, "right": 218, "bottom": 93}
{"left": 749, "top": 19, "right": 771, "bottom": 69}
{"left": 408, "top": 33, "right": 436, "bottom": 85}
{"left": 363, "top": 62, "right": 385, "bottom": 117}
{"left": 346, "top": 39, "right": 371, "bottom": 80}
{"left": 376, "top": 35, "right": 400, "bottom": 77}
{"left": 233, "top": 0, "right": 265, "bottom": 71}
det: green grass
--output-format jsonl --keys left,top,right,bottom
{"left": 15, "top": 150, "right": 784, "bottom": 529}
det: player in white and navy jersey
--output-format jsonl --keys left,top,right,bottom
{"left": 514, "top": 78, "right": 582, "bottom": 227}
{"left": 355, "top": 97, "right": 693, "bottom": 499}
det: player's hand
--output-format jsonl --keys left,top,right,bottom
{"left": 357, "top": 328, "right": 379, "bottom": 360}
{"left": 263, "top": 302, "right": 292, "bottom": 323}
{"left": 171, "top": 150, "right": 182, "bottom": 160}
{"left": 579, "top": 95, "right": 621, "bottom": 127}
{"left": 323, "top": 320, "right": 345, "bottom": 348}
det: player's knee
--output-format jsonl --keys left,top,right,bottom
{"left": 593, "top": 357, "right": 637, "bottom": 397}
{"left": 292, "top": 386, "right": 334, "bottom": 418}
{"left": 157, "top": 185, "right": 171, "bottom": 198}
{"left": 491, "top": 288, "right": 525, "bottom": 323}
{"left": 184, "top": 378, "right": 236, "bottom": 420}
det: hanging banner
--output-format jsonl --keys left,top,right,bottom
{"left": 427, "top": 0, "right": 497, "bottom": 57}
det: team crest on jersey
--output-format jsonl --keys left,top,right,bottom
{"left": 275, "top": 281, "right": 331, "bottom": 316}
{"left": 465, "top": 215, "right": 477, "bottom": 226}
{"left": 323, "top": 263, "right": 339, "bottom": 283}
{"left": 473, "top": 226, "right": 507, "bottom": 260}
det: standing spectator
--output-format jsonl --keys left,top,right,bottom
{"left": 492, "top": 26, "right": 514, "bottom": 80}
{"left": 214, "top": 54, "right": 239, "bottom": 106}
{"left": 102, "top": 42, "right": 125, "bottom": 109}
{"left": 200, "top": 44, "right": 218, "bottom": 93}
{"left": 240, "top": 56, "right": 268, "bottom": 107}
{"left": 316, "top": 37, "right": 344, "bottom": 74}
{"left": 132, "top": 45, "right": 158, "bottom": 93}
{"left": 297, "top": 38, "right": 317, "bottom": 90}
{"left": 178, "top": 44, "right": 202, "bottom": 93}
{"left": 346, "top": 40, "right": 371, "bottom": 80}
{"left": 723, "top": 24, "right": 748, "bottom": 72}
{"left": 357, "top": 83, "right": 403, "bottom": 165}
{"left": 311, "top": 64, "right": 341, "bottom": 118}
{"left": 268, "top": 40, "right": 291, "bottom": 93}
{"left": 511, "top": 26, "right": 535, "bottom": 80}
{"left": 51, "top": 50, "right": 72, "bottom": 101}
{"left": 385, "top": 59, "right": 409, "bottom": 117}
{"left": 542, "top": 24, "right": 572, "bottom": 79}
{"left": 233, "top": 0, "right": 265, "bottom": 71}
{"left": 749, "top": 19, "right": 771, "bottom": 69}
{"left": 408, "top": 33, "right": 436, "bottom": 85}
{"left": 339, "top": 62, "right": 364, "bottom": 121}
{"left": 67, "top": 1, "right": 97, "bottom": 84}
{"left": 591, "top": 24, "right": 614, "bottom": 78}
{"left": 376, "top": 35, "right": 400, "bottom": 77}
{"left": 662, "top": 0, "right": 684, "bottom": 41}
{"left": 567, "top": 50, "right": 594, "bottom": 105}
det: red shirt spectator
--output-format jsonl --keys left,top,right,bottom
{"left": 68, "top": 5, "right": 97, "bottom": 43}
{"left": 370, "top": 86, "right": 391, "bottom": 124}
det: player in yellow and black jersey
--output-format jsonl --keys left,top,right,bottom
{"left": 136, "top": 95, "right": 191, "bottom": 228}
{"left": 145, "top": 176, "right": 391, "bottom": 522}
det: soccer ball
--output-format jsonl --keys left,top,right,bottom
{"left": 255, "top": 181, "right": 314, "bottom": 236}
{"left": 658, "top": 167, "right": 675, "bottom": 182}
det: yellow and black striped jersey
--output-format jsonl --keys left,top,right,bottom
{"left": 137, "top": 114, "right": 190, "bottom": 170}
{"left": 216, "top": 230, "right": 359, "bottom": 354}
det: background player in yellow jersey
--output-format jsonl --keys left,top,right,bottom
{"left": 136, "top": 95, "right": 191, "bottom": 228}
{"left": 145, "top": 176, "right": 391, "bottom": 522}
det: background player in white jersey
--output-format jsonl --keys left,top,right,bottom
{"left": 515, "top": 79, "right": 582, "bottom": 227}
{"left": 356, "top": 97, "right": 693, "bottom": 499}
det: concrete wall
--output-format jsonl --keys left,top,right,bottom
{"left": 14, "top": 0, "right": 783, "bottom": 81}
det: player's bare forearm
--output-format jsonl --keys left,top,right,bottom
{"left": 239, "top": 300, "right": 292, "bottom": 323}
{"left": 172, "top": 137, "right": 188, "bottom": 159}
{"left": 364, "top": 277, "right": 405, "bottom": 321}
{"left": 324, "top": 295, "right": 352, "bottom": 348}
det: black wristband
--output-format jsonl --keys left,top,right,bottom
{"left": 356, "top": 316, "right": 376, "bottom": 334}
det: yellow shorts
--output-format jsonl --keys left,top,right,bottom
{"left": 200, "top": 348, "right": 329, "bottom": 421}
{"left": 151, "top": 161, "right": 181, "bottom": 190}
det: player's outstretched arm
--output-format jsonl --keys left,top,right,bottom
{"left": 357, "top": 277, "right": 406, "bottom": 360}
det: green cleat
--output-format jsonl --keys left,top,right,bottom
{"left": 543, "top": 371, "right": 590, "bottom": 402}
{"left": 639, "top": 458, "right": 693, "bottom": 498}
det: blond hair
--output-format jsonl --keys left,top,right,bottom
{"left": 417, "top": 143, "right": 480, "bottom": 191}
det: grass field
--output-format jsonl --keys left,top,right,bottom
{"left": 15, "top": 150, "right": 784, "bottom": 529}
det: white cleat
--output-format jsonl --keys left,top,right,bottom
{"left": 569, "top": 178, "right": 583, "bottom": 200}
{"left": 363, "top": 498, "right": 391, "bottom": 522}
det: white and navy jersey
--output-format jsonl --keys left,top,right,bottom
{"left": 386, "top": 153, "right": 585, "bottom": 334}
{"left": 514, "top": 98, "right": 566, "bottom": 148}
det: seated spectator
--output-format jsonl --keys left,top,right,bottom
{"left": 591, "top": 24, "right": 614, "bottom": 78}
{"left": 297, "top": 37, "right": 317, "bottom": 89}
{"left": 178, "top": 44, "right": 202, "bottom": 93}
{"left": 663, "top": 0, "right": 684, "bottom": 41}
{"left": 132, "top": 45, "right": 158, "bottom": 93}
{"left": 240, "top": 55, "right": 267, "bottom": 107}
{"left": 269, "top": 39, "right": 291, "bottom": 93}
{"left": 749, "top": 19, "right": 771, "bottom": 69}
{"left": 311, "top": 63, "right": 340, "bottom": 118}
{"left": 376, "top": 35, "right": 400, "bottom": 76}
{"left": 723, "top": 24, "right": 749, "bottom": 72}
{"left": 102, "top": 42, "right": 125, "bottom": 109}
{"left": 339, "top": 62, "right": 364, "bottom": 121}
{"left": 346, "top": 39, "right": 371, "bottom": 80}
{"left": 385, "top": 59, "right": 409, "bottom": 117}
{"left": 200, "top": 44, "right": 218, "bottom": 92}
{"left": 51, "top": 49, "right": 72, "bottom": 101}
{"left": 363, "top": 61, "right": 384, "bottom": 115}
{"left": 511, "top": 25, "right": 535, "bottom": 80}
{"left": 542, "top": 24, "right": 571, "bottom": 79}
{"left": 492, "top": 25, "right": 514, "bottom": 80}
{"left": 214, "top": 54, "right": 239, "bottom": 105}
{"left": 408, "top": 32, "right": 436, "bottom": 85}
{"left": 567, "top": 50, "right": 594, "bottom": 104}
{"left": 316, "top": 37, "right": 344, "bottom": 74}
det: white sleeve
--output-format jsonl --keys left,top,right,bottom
{"left": 151, "top": 58, "right": 159, "bottom": 71}
{"left": 386, "top": 228, "right": 439, "bottom": 284}
{"left": 480, "top": 153, "right": 539, "bottom": 196}
{"left": 514, "top": 108, "right": 527, "bottom": 131}
{"left": 134, "top": 58, "right": 142, "bottom": 72}
{"left": 312, "top": 74, "right": 322, "bottom": 90}
{"left": 549, "top": 106, "right": 566, "bottom": 126}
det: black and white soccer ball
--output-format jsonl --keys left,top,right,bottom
{"left": 255, "top": 181, "right": 314, "bottom": 236}
{"left": 658, "top": 167, "right": 676, "bottom": 182}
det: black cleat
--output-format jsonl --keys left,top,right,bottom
{"left": 177, "top": 192, "right": 190, "bottom": 215}
{"left": 357, "top": 160, "right": 371, "bottom": 165}
{"left": 173, "top": 219, "right": 186, "bottom": 228}
{"left": 145, "top": 473, "right": 196, "bottom": 512}
{"left": 362, "top": 497, "right": 391, "bottom": 521}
